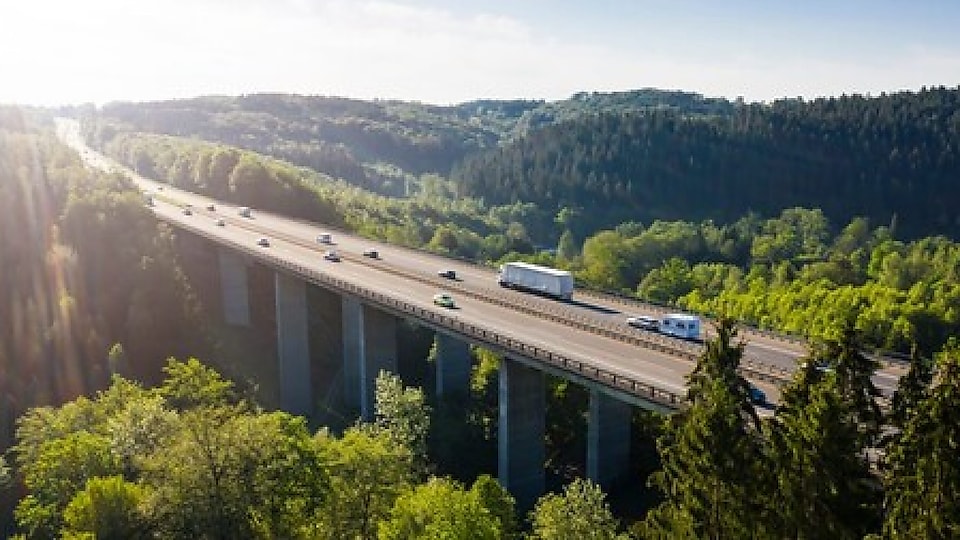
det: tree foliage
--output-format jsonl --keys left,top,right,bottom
{"left": 641, "top": 318, "right": 769, "bottom": 538}
{"left": 528, "top": 478, "right": 623, "bottom": 540}
{"left": 882, "top": 339, "right": 960, "bottom": 538}
{"left": 378, "top": 477, "right": 505, "bottom": 540}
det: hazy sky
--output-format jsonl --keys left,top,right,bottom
{"left": 2, "top": 0, "right": 958, "bottom": 106}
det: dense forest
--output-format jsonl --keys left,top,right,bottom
{"left": 454, "top": 87, "right": 960, "bottom": 240}
{"left": 84, "top": 87, "right": 960, "bottom": 240}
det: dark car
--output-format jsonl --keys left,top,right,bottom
{"left": 627, "top": 315, "right": 659, "bottom": 331}
{"left": 438, "top": 269, "right": 457, "bottom": 280}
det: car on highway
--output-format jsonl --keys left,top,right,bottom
{"left": 748, "top": 384, "right": 767, "bottom": 406}
{"left": 317, "top": 232, "right": 333, "bottom": 244}
{"left": 433, "top": 292, "right": 456, "bottom": 308}
{"left": 362, "top": 248, "right": 379, "bottom": 258}
{"left": 257, "top": 237, "right": 270, "bottom": 247}
{"left": 206, "top": 204, "right": 216, "bottom": 211}
{"left": 626, "top": 315, "right": 659, "bottom": 330}
{"left": 215, "top": 218, "right": 225, "bottom": 227}
{"left": 323, "top": 250, "right": 341, "bottom": 262}
{"left": 182, "top": 206, "right": 193, "bottom": 216}
{"left": 438, "top": 269, "right": 457, "bottom": 280}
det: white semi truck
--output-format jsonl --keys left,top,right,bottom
{"left": 497, "top": 262, "right": 574, "bottom": 300}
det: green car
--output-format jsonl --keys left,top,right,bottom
{"left": 433, "top": 292, "right": 456, "bottom": 308}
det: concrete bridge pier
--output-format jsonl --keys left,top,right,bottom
{"left": 498, "top": 358, "right": 545, "bottom": 511}
{"left": 360, "top": 304, "right": 398, "bottom": 420}
{"left": 275, "top": 272, "right": 312, "bottom": 418}
{"left": 586, "top": 389, "right": 632, "bottom": 488}
{"left": 435, "top": 333, "right": 472, "bottom": 398}
{"left": 341, "top": 296, "right": 398, "bottom": 420}
{"left": 218, "top": 248, "right": 250, "bottom": 326}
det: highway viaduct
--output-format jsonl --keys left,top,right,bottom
{"left": 58, "top": 118, "right": 905, "bottom": 508}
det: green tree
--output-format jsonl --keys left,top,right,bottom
{"left": 889, "top": 344, "right": 934, "bottom": 428}
{"left": 638, "top": 257, "right": 693, "bottom": 302}
{"left": 319, "top": 427, "right": 416, "bottom": 539}
{"left": 641, "top": 318, "right": 769, "bottom": 538}
{"left": 556, "top": 229, "right": 579, "bottom": 261}
{"left": 158, "top": 357, "right": 236, "bottom": 411}
{"left": 528, "top": 478, "right": 623, "bottom": 540}
{"left": 141, "top": 407, "right": 327, "bottom": 539}
{"left": 814, "top": 323, "right": 883, "bottom": 449}
{"left": 374, "top": 371, "right": 431, "bottom": 477}
{"left": 15, "top": 431, "right": 121, "bottom": 538}
{"left": 882, "top": 339, "right": 960, "bottom": 538}
{"left": 106, "top": 343, "right": 126, "bottom": 377}
{"left": 766, "top": 359, "right": 875, "bottom": 538}
{"left": 378, "top": 477, "right": 502, "bottom": 540}
{"left": 470, "top": 474, "right": 517, "bottom": 538}
{"left": 61, "top": 476, "right": 149, "bottom": 539}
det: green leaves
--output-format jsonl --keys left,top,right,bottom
{"left": 378, "top": 477, "right": 507, "bottom": 540}
{"left": 158, "top": 357, "right": 236, "bottom": 411}
{"left": 528, "top": 479, "right": 622, "bottom": 540}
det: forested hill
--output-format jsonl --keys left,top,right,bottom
{"left": 453, "top": 87, "right": 960, "bottom": 240}
{"left": 82, "top": 89, "right": 732, "bottom": 196}
{"left": 86, "top": 94, "right": 534, "bottom": 195}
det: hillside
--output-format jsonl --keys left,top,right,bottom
{"left": 454, "top": 87, "right": 960, "bottom": 240}
{"left": 83, "top": 94, "right": 532, "bottom": 196}
{"left": 80, "top": 89, "right": 733, "bottom": 197}
{"left": 81, "top": 87, "right": 960, "bottom": 242}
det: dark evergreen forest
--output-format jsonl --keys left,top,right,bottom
{"left": 454, "top": 87, "right": 960, "bottom": 240}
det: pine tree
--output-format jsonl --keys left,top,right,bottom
{"left": 882, "top": 339, "right": 960, "bottom": 538}
{"left": 888, "top": 343, "right": 933, "bottom": 429}
{"left": 639, "top": 318, "right": 769, "bottom": 538}
{"left": 767, "top": 356, "right": 878, "bottom": 538}
{"left": 813, "top": 322, "right": 883, "bottom": 448}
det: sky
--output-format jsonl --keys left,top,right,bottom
{"left": 1, "top": 0, "right": 958, "bottom": 106}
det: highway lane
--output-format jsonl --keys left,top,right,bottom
{"left": 57, "top": 118, "right": 896, "bottom": 402}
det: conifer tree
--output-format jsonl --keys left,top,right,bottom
{"left": 824, "top": 323, "right": 883, "bottom": 448}
{"left": 640, "top": 318, "right": 769, "bottom": 538}
{"left": 767, "top": 356, "right": 877, "bottom": 538}
{"left": 882, "top": 339, "right": 960, "bottom": 538}
{"left": 888, "top": 343, "right": 933, "bottom": 429}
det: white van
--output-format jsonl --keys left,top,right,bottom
{"left": 659, "top": 313, "right": 702, "bottom": 340}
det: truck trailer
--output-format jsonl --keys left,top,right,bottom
{"left": 497, "top": 262, "right": 574, "bottom": 300}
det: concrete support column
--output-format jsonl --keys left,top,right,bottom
{"left": 218, "top": 248, "right": 250, "bottom": 326}
{"left": 360, "top": 305, "right": 398, "bottom": 420}
{"left": 275, "top": 272, "right": 311, "bottom": 418}
{"left": 498, "top": 358, "right": 545, "bottom": 510}
{"left": 586, "top": 389, "right": 632, "bottom": 487}
{"left": 435, "top": 333, "right": 472, "bottom": 398}
{"left": 342, "top": 297, "right": 399, "bottom": 420}
{"left": 341, "top": 296, "right": 363, "bottom": 411}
